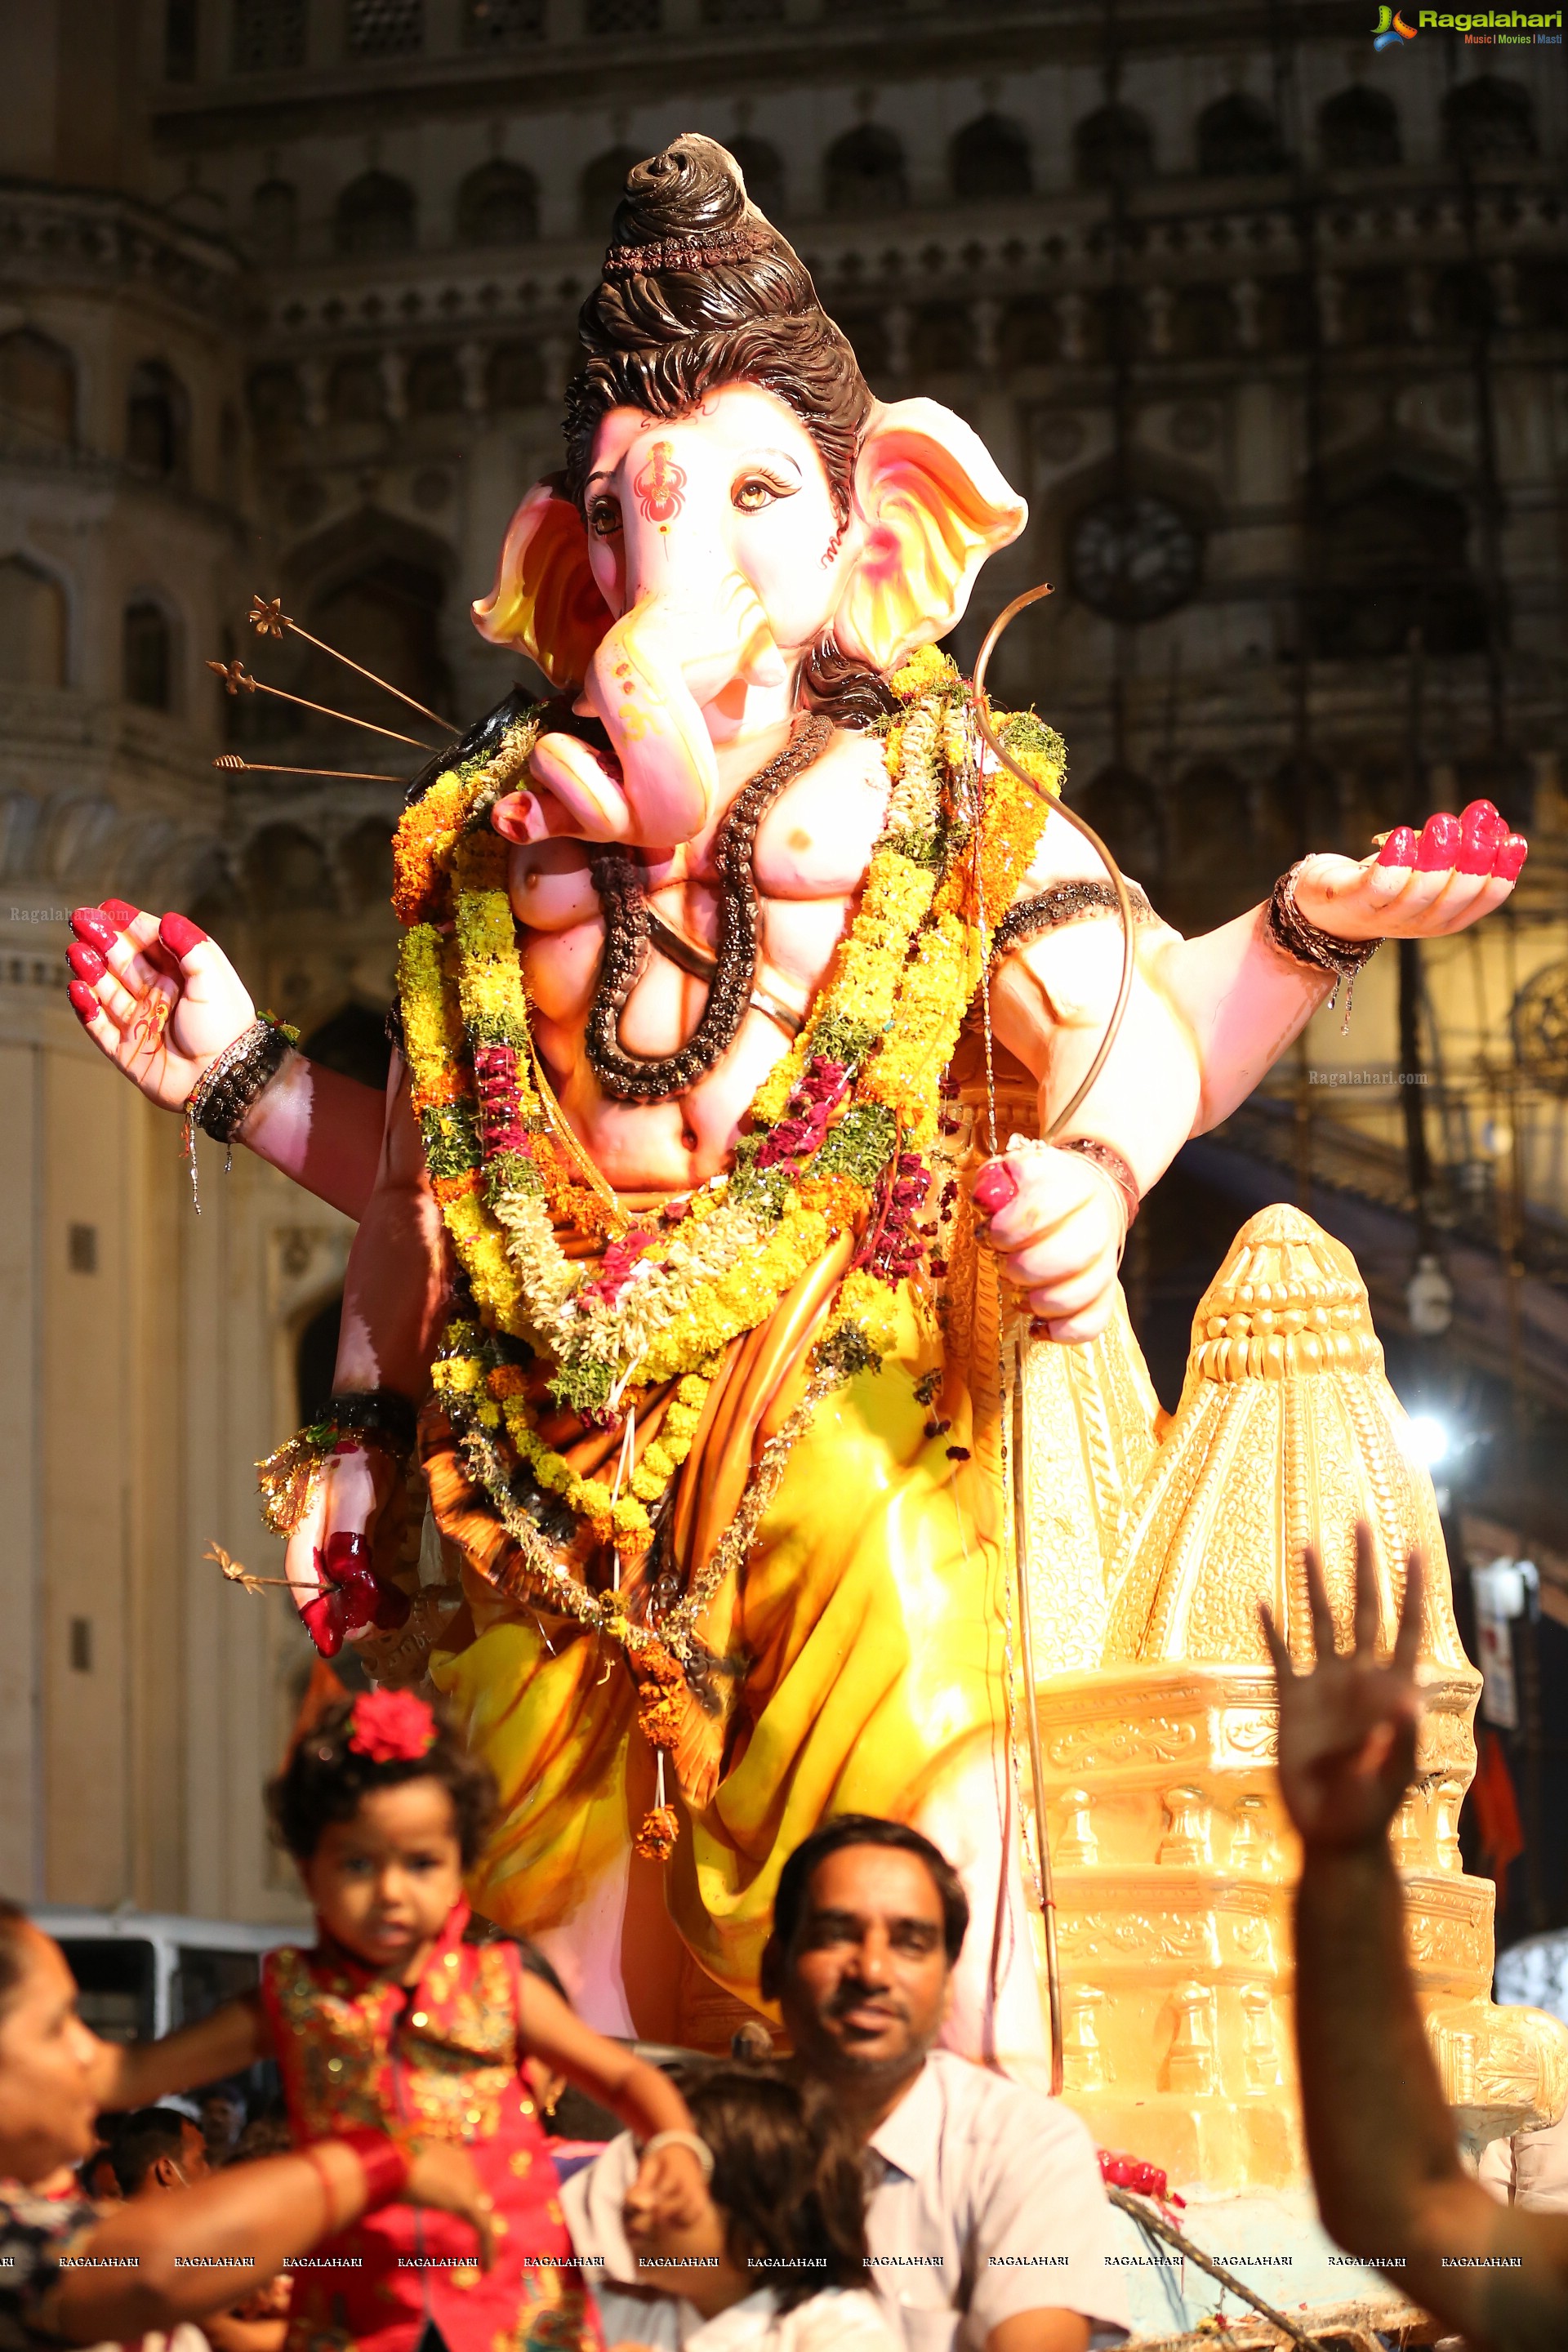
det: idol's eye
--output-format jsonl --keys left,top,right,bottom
{"left": 588, "top": 497, "right": 623, "bottom": 539}
{"left": 733, "top": 470, "right": 798, "bottom": 514}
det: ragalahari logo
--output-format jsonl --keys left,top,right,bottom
{"left": 1374, "top": 4, "right": 1419, "bottom": 42}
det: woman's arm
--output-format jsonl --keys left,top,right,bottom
{"left": 45, "top": 2136, "right": 494, "bottom": 2345}
{"left": 87, "top": 1996, "right": 268, "bottom": 2115}
{"left": 67, "top": 905, "right": 384, "bottom": 1221}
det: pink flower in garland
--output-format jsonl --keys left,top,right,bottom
{"left": 348, "top": 1688, "right": 438, "bottom": 1763}
{"left": 473, "top": 1043, "right": 528, "bottom": 1159}
{"left": 756, "top": 1058, "right": 849, "bottom": 1173}
{"left": 579, "top": 1227, "right": 657, "bottom": 1308}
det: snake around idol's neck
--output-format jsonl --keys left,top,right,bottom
{"left": 585, "top": 713, "right": 831, "bottom": 1104}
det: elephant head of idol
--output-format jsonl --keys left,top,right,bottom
{"left": 473, "top": 133, "right": 1027, "bottom": 850}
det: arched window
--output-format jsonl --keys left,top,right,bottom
{"left": 1443, "top": 76, "right": 1537, "bottom": 166}
{"left": 126, "top": 361, "right": 189, "bottom": 478}
{"left": 123, "top": 600, "right": 173, "bottom": 710}
{"left": 951, "top": 114, "right": 1032, "bottom": 203}
{"left": 334, "top": 171, "right": 416, "bottom": 257}
{"left": 0, "top": 329, "right": 76, "bottom": 451}
{"left": 1310, "top": 474, "right": 1490, "bottom": 660}
{"left": 579, "top": 145, "right": 643, "bottom": 235}
{"left": 456, "top": 158, "right": 539, "bottom": 247}
{"left": 1073, "top": 103, "right": 1154, "bottom": 189}
{"left": 303, "top": 999, "right": 392, "bottom": 1084}
{"left": 825, "top": 124, "right": 907, "bottom": 217}
{"left": 1319, "top": 86, "right": 1401, "bottom": 170}
{"left": 248, "top": 363, "right": 303, "bottom": 440}
{"left": 728, "top": 134, "right": 786, "bottom": 220}
{"left": 488, "top": 341, "right": 544, "bottom": 408}
{"left": 0, "top": 557, "right": 68, "bottom": 688}
{"left": 307, "top": 555, "right": 450, "bottom": 727}
{"left": 1080, "top": 765, "right": 1165, "bottom": 880}
{"left": 1196, "top": 93, "right": 1285, "bottom": 178}
{"left": 251, "top": 178, "right": 298, "bottom": 261}
{"left": 245, "top": 822, "right": 335, "bottom": 913}
{"left": 407, "top": 346, "right": 463, "bottom": 415}
{"left": 328, "top": 354, "right": 385, "bottom": 425}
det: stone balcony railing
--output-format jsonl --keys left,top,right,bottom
{"left": 252, "top": 169, "right": 1566, "bottom": 388}
{"left": 0, "top": 181, "right": 245, "bottom": 315}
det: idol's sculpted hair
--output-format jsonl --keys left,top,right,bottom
{"left": 565, "top": 133, "right": 895, "bottom": 726}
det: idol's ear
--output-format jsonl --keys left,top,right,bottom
{"left": 832, "top": 399, "right": 1027, "bottom": 675}
{"left": 471, "top": 472, "right": 612, "bottom": 689}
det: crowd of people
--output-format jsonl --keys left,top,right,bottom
{"left": 3, "top": 1557, "right": 1568, "bottom": 2352}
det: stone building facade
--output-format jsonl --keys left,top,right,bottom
{"left": 1, "top": 0, "right": 1564, "bottom": 1915}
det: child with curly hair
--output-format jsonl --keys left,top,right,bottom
{"left": 94, "top": 1690, "right": 709, "bottom": 2352}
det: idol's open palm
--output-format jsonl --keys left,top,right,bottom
{"left": 1262, "top": 1525, "right": 1425, "bottom": 1851}
{"left": 68, "top": 902, "right": 256, "bottom": 1113}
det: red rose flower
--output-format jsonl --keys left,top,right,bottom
{"left": 348, "top": 1688, "right": 438, "bottom": 1764}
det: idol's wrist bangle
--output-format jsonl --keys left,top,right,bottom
{"left": 180, "top": 1014, "right": 298, "bottom": 1209}
{"left": 336, "top": 2129, "right": 412, "bottom": 2212}
{"left": 1057, "top": 1137, "right": 1141, "bottom": 1236}
{"left": 640, "top": 2128, "right": 715, "bottom": 2184}
{"left": 1266, "top": 862, "right": 1379, "bottom": 1022}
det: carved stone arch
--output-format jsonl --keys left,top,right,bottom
{"left": 1304, "top": 435, "right": 1491, "bottom": 662}
{"left": 283, "top": 508, "right": 457, "bottom": 729}
{"left": 825, "top": 123, "right": 908, "bottom": 217}
{"left": 335, "top": 170, "right": 416, "bottom": 257}
{"left": 951, "top": 113, "right": 1032, "bottom": 203}
{"left": 1196, "top": 92, "right": 1285, "bottom": 180}
{"left": 126, "top": 359, "right": 190, "bottom": 480}
{"left": 1318, "top": 86, "right": 1401, "bottom": 172}
{"left": 457, "top": 158, "right": 539, "bottom": 247}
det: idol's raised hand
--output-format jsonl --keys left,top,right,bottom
{"left": 67, "top": 902, "right": 256, "bottom": 1113}
{"left": 1292, "top": 800, "right": 1526, "bottom": 943}
{"left": 1262, "top": 1526, "right": 1426, "bottom": 1853}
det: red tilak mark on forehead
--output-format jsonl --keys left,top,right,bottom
{"left": 633, "top": 440, "right": 686, "bottom": 525}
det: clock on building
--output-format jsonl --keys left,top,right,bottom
{"left": 1069, "top": 492, "right": 1202, "bottom": 621}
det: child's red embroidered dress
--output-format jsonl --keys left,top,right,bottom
{"left": 261, "top": 1900, "right": 599, "bottom": 2352}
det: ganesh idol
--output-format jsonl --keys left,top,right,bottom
{"left": 69, "top": 137, "right": 1526, "bottom": 2069}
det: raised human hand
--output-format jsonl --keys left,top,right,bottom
{"left": 626, "top": 2138, "right": 711, "bottom": 2235}
{"left": 972, "top": 1140, "right": 1127, "bottom": 1343}
{"left": 401, "top": 2139, "right": 497, "bottom": 2270}
{"left": 68, "top": 903, "right": 257, "bottom": 1114}
{"left": 1262, "top": 1525, "right": 1425, "bottom": 1852}
{"left": 284, "top": 1441, "right": 410, "bottom": 1659}
{"left": 1291, "top": 801, "right": 1526, "bottom": 944}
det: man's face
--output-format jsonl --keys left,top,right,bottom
{"left": 773, "top": 1846, "right": 952, "bottom": 2087}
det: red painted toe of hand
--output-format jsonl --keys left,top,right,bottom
{"left": 1494, "top": 834, "right": 1529, "bottom": 881}
{"left": 71, "top": 906, "right": 117, "bottom": 950}
{"left": 1377, "top": 826, "right": 1419, "bottom": 868}
{"left": 973, "top": 1161, "right": 1020, "bottom": 1216}
{"left": 68, "top": 979, "right": 98, "bottom": 1022}
{"left": 68, "top": 943, "right": 105, "bottom": 983}
{"left": 99, "top": 899, "right": 139, "bottom": 928}
{"left": 159, "top": 911, "right": 207, "bottom": 960}
{"left": 1459, "top": 799, "right": 1503, "bottom": 841}
{"left": 1415, "top": 813, "right": 1463, "bottom": 871}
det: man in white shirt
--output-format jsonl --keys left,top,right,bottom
{"left": 564, "top": 1815, "right": 1128, "bottom": 2352}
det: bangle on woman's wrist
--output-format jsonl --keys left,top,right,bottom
{"left": 336, "top": 2130, "right": 412, "bottom": 2212}
{"left": 301, "top": 2145, "right": 345, "bottom": 2234}
{"left": 1265, "top": 862, "right": 1379, "bottom": 1031}
{"left": 640, "top": 2128, "right": 715, "bottom": 2183}
{"left": 180, "top": 1014, "right": 298, "bottom": 1210}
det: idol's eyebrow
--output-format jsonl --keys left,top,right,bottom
{"left": 742, "top": 449, "right": 803, "bottom": 477}
{"left": 584, "top": 469, "right": 617, "bottom": 492}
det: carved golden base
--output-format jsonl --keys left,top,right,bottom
{"left": 1022, "top": 1209, "right": 1568, "bottom": 2191}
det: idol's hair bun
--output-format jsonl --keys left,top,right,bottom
{"left": 612, "top": 132, "right": 751, "bottom": 245}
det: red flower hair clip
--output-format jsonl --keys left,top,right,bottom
{"left": 348, "top": 1689, "right": 438, "bottom": 1764}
